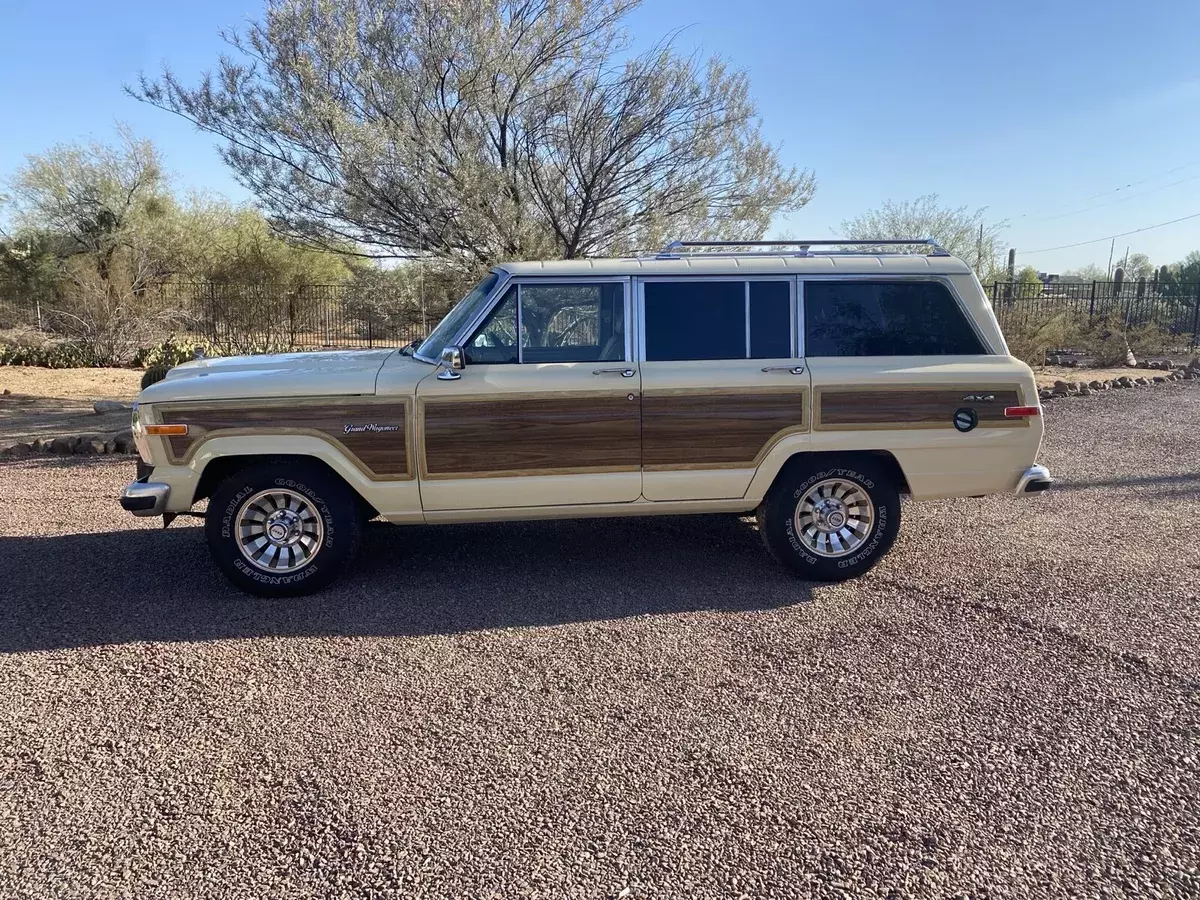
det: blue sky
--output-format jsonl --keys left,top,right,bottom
{"left": 2, "top": 0, "right": 1199, "bottom": 273}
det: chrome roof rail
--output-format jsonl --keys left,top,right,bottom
{"left": 655, "top": 239, "right": 951, "bottom": 259}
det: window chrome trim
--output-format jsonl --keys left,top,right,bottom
{"left": 795, "top": 276, "right": 804, "bottom": 359}
{"left": 795, "top": 274, "right": 999, "bottom": 356}
{"left": 634, "top": 274, "right": 797, "bottom": 363}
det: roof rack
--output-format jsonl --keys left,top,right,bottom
{"left": 655, "top": 239, "right": 951, "bottom": 259}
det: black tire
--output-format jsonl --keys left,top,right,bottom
{"left": 756, "top": 456, "right": 901, "bottom": 581}
{"left": 204, "top": 462, "right": 362, "bottom": 598}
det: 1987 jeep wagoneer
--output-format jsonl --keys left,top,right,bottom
{"left": 121, "top": 239, "right": 1051, "bottom": 597}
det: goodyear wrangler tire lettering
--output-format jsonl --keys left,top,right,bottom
{"left": 205, "top": 463, "right": 362, "bottom": 598}
{"left": 758, "top": 457, "right": 901, "bottom": 582}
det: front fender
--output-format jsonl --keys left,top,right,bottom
{"left": 153, "top": 433, "right": 424, "bottom": 522}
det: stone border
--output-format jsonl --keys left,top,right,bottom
{"left": 0, "top": 430, "right": 137, "bottom": 460}
{"left": 1039, "top": 358, "right": 1200, "bottom": 402}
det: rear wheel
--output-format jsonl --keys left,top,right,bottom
{"left": 205, "top": 463, "right": 362, "bottom": 597}
{"left": 757, "top": 457, "right": 901, "bottom": 581}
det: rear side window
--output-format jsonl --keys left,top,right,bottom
{"left": 644, "top": 280, "right": 794, "bottom": 361}
{"left": 804, "top": 281, "right": 987, "bottom": 356}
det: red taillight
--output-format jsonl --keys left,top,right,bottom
{"left": 1004, "top": 406, "right": 1040, "bottom": 418}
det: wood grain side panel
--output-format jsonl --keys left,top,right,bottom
{"left": 422, "top": 396, "right": 640, "bottom": 477}
{"left": 642, "top": 391, "right": 808, "bottom": 468}
{"left": 816, "top": 388, "right": 1023, "bottom": 430}
{"left": 160, "top": 402, "right": 410, "bottom": 478}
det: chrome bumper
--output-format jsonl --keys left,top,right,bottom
{"left": 120, "top": 479, "right": 171, "bottom": 516}
{"left": 1015, "top": 465, "right": 1052, "bottom": 495}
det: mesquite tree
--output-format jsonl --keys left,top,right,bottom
{"left": 131, "top": 0, "right": 814, "bottom": 265}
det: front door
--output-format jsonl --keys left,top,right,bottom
{"left": 637, "top": 276, "right": 811, "bottom": 501}
{"left": 417, "top": 278, "right": 641, "bottom": 511}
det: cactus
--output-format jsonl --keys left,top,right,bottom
{"left": 140, "top": 365, "right": 170, "bottom": 390}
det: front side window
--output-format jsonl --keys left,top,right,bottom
{"left": 644, "top": 280, "right": 795, "bottom": 361}
{"left": 464, "top": 281, "right": 625, "bottom": 364}
{"left": 804, "top": 281, "right": 988, "bottom": 357}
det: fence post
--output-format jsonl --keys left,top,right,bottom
{"left": 288, "top": 292, "right": 297, "bottom": 351}
{"left": 1088, "top": 281, "right": 1096, "bottom": 324}
{"left": 1191, "top": 281, "right": 1200, "bottom": 352}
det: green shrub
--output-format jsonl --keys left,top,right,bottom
{"left": 133, "top": 336, "right": 212, "bottom": 368}
{"left": 141, "top": 365, "right": 170, "bottom": 389}
{"left": 0, "top": 341, "right": 97, "bottom": 368}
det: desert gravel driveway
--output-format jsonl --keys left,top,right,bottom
{"left": 1, "top": 385, "right": 1198, "bottom": 899}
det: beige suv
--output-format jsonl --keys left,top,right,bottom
{"left": 121, "top": 240, "right": 1050, "bottom": 597}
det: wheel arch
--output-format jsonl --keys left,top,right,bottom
{"left": 751, "top": 449, "right": 911, "bottom": 503}
{"left": 193, "top": 453, "right": 378, "bottom": 518}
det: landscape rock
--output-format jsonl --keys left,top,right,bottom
{"left": 92, "top": 399, "right": 129, "bottom": 414}
{"left": 1052, "top": 380, "right": 1071, "bottom": 392}
{"left": 1153, "top": 376, "right": 1166, "bottom": 383}
{"left": 1038, "top": 389, "right": 1053, "bottom": 401}
{"left": 1089, "top": 381, "right": 1104, "bottom": 390}
{"left": 50, "top": 436, "right": 76, "bottom": 453}
{"left": 2, "top": 442, "right": 33, "bottom": 458}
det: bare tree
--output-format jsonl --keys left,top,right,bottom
{"left": 131, "top": 0, "right": 814, "bottom": 264}
{"left": 841, "top": 194, "right": 1007, "bottom": 278}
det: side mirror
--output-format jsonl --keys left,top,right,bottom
{"left": 437, "top": 345, "right": 464, "bottom": 380}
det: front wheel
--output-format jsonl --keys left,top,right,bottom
{"left": 205, "top": 463, "right": 363, "bottom": 597}
{"left": 757, "top": 457, "right": 901, "bottom": 581}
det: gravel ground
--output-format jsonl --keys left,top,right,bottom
{"left": 1, "top": 384, "right": 1197, "bottom": 899}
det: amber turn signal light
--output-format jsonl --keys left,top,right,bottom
{"left": 145, "top": 424, "right": 189, "bottom": 436}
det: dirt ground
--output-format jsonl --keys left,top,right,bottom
{"left": 0, "top": 367, "right": 142, "bottom": 443}
{"left": 1, "top": 384, "right": 1197, "bottom": 898}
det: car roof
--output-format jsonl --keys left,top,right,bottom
{"left": 496, "top": 254, "right": 975, "bottom": 278}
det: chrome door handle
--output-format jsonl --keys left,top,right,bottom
{"left": 593, "top": 367, "right": 637, "bottom": 377}
{"left": 761, "top": 365, "right": 805, "bottom": 374}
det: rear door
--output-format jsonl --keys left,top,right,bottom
{"left": 637, "top": 276, "right": 811, "bottom": 501}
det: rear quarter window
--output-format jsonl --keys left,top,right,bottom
{"left": 804, "top": 281, "right": 988, "bottom": 356}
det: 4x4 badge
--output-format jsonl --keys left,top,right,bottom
{"left": 963, "top": 394, "right": 994, "bottom": 402}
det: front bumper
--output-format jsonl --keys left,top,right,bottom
{"left": 120, "top": 477, "right": 171, "bottom": 516}
{"left": 1015, "top": 465, "right": 1052, "bottom": 495}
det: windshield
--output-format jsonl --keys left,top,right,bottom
{"left": 415, "top": 272, "right": 501, "bottom": 362}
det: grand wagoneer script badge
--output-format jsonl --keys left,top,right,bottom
{"left": 343, "top": 423, "right": 401, "bottom": 435}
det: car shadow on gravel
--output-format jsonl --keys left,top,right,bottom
{"left": 0, "top": 515, "right": 815, "bottom": 652}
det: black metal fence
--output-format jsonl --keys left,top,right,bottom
{"left": 990, "top": 280, "right": 1200, "bottom": 348}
